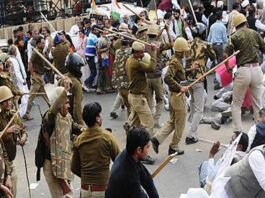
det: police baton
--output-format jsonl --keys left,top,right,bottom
{"left": 176, "top": 50, "right": 240, "bottom": 97}
{"left": 151, "top": 152, "right": 178, "bottom": 178}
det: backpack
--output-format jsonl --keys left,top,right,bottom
{"left": 35, "top": 111, "right": 55, "bottom": 181}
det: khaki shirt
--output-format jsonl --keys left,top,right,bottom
{"left": 58, "top": 72, "right": 84, "bottom": 125}
{"left": 165, "top": 54, "right": 186, "bottom": 93}
{"left": 186, "top": 38, "right": 216, "bottom": 80}
{"left": 71, "top": 126, "right": 120, "bottom": 185}
{"left": 30, "top": 47, "right": 46, "bottom": 75}
{"left": 126, "top": 51, "right": 157, "bottom": 94}
{"left": 0, "top": 72, "right": 20, "bottom": 96}
{"left": 0, "top": 110, "right": 27, "bottom": 161}
{"left": 51, "top": 43, "right": 70, "bottom": 74}
{"left": 225, "top": 27, "right": 265, "bottom": 66}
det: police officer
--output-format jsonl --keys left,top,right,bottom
{"left": 51, "top": 33, "right": 71, "bottom": 75}
{"left": 135, "top": 23, "right": 148, "bottom": 41}
{"left": 185, "top": 24, "right": 216, "bottom": 144}
{"left": 0, "top": 53, "right": 23, "bottom": 98}
{"left": 58, "top": 53, "right": 85, "bottom": 125}
{"left": 111, "top": 34, "right": 132, "bottom": 118}
{"left": 151, "top": 37, "right": 190, "bottom": 155}
{"left": 0, "top": 86, "right": 27, "bottom": 197}
{"left": 146, "top": 24, "right": 173, "bottom": 128}
{"left": 224, "top": 13, "right": 265, "bottom": 132}
{"left": 23, "top": 37, "right": 50, "bottom": 120}
{"left": 126, "top": 41, "right": 157, "bottom": 164}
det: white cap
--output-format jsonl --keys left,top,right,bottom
{"left": 241, "top": 0, "right": 250, "bottom": 8}
{"left": 217, "top": 1, "right": 224, "bottom": 8}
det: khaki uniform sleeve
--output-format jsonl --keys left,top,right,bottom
{"left": 15, "top": 114, "right": 27, "bottom": 137}
{"left": 205, "top": 44, "right": 216, "bottom": 61}
{"left": 137, "top": 51, "right": 157, "bottom": 72}
{"left": 160, "top": 43, "right": 172, "bottom": 51}
{"left": 71, "top": 145, "right": 81, "bottom": 177}
{"left": 2, "top": 143, "right": 11, "bottom": 175}
{"left": 108, "top": 133, "right": 120, "bottom": 162}
{"left": 72, "top": 82, "right": 84, "bottom": 125}
{"left": 164, "top": 62, "right": 181, "bottom": 93}
{"left": 1, "top": 78, "right": 20, "bottom": 96}
{"left": 30, "top": 51, "right": 37, "bottom": 63}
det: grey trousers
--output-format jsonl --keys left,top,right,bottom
{"left": 188, "top": 82, "right": 205, "bottom": 138}
{"left": 212, "top": 44, "right": 224, "bottom": 64}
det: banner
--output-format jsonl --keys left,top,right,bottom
{"left": 111, "top": 0, "right": 121, "bottom": 20}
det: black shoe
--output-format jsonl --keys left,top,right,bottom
{"left": 110, "top": 112, "right": 118, "bottom": 119}
{"left": 211, "top": 120, "right": 221, "bottom": 130}
{"left": 151, "top": 137, "right": 159, "bottom": 154}
{"left": 213, "top": 95, "right": 219, "bottom": 100}
{"left": 123, "top": 122, "right": 130, "bottom": 135}
{"left": 168, "top": 147, "right": 184, "bottom": 155}
{"left": 141, "top": 155, "right": 155, "bottom": 165}
{"left": 185, "top": 137, "right": 198, "bottom": 145}
{"left": 121, "top": 104, "right": 125, "bottom": 110}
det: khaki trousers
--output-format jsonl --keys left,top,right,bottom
{"left": 155, "top": 92, "right": 187, "bottom": 150}
{"left": 147, "top": 77, "right": 164, "bottom": 124}
{"left": 9, "top": 162, "right": 17, "bottom": 198}
{"left": 25, "top": 73, "right": 50, "bottom": 116}
{"left": 80, "top": 188, "right": 105, "bottom": 198}
{"left": 43, "top": 160, "right": 73, "bottom": 198}
{"left": 232, "top": 66, "right": 263, "bottom": 131}
{"left": 127, "top": 93, "right": 154, "bottom": 135}
{"left": 118, "top": 88, "right": 130, "bottom": 118}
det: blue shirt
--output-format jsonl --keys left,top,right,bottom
{"left": 85, "top": 32, "right": 98, "bottom": 56}
{"left": 207, "top": 20, "right": 228, "bottom": 44}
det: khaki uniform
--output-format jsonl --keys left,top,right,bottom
{"left": 186, "top": 38, "right": 216, "bottom": 138}
{"left": 58, "top": 72, "right": 84, "bottom": 125}
{"left": 25, "top": 47, "right": 50, "bottom": 117}
{"left": 126, "top": 51, "right": 157, "bottom": 134}
{"left": 43, "top": 90, "right": 82, "bottom": 198}
{"left": 225, "top": 27, "right": 265, "bottom": 131}
{"left": 145, "top": 39, "right": 171, "bottom": 125}
{"left": 136, "top": 32, "right": 148, "bottom": 41}
{"left": 112, "top": 47, "right": 132, "bottom": 117}
{"left": 51, "top": 42, "right": 70, "bottom": 74}
{"left": 0, "top": 109, "right": 27, "bottom": 197}
{"left": 0, "top": 72, "right": 20, "bottom": 97}
{"left": 71, "top": 126, "right": 120, "bottom": 198}
{"left": 154, "top": 54, "right": 187, "bottom": 150}
{"left": 0, "top": 140, "right": 11, "bottom": 196}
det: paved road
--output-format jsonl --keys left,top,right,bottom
{"left": 15, "top": 76, "right": 254, "bottom": 198}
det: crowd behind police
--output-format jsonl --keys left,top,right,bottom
{"left": 0, "top": 0, "right": 265, "bottom": 197}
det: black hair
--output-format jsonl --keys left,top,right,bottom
{"left": 216, "top": 10, "right": 223, "bottom": 20}
{"left": 126, "top": 127, "right": 151, "bottom": 155}
{"left": 65, "top": 34, "right": 74, "bottom": 46}
{"left": 240, "top": 9, "right": 247, "bottom": 16}
{"left": 18, "top": 26, "right": 23, "bottom": 31}
{"left": 173, "top": 9, "right": 181, "bottom": 14}
{"left": 134, "top": 17, "right": 141, "bottom": 24}
{"left": 164, "top": 12, "right": 172, "bottom": 20}
{"left": 259, "top": 108, "right": 265, "bottom": 117}
{"left": 27, "top": 30, "right": 32, "bottom": 36}
{"left": 7, "top": 39, "right": 13, "bottom": 46}
{"left": 82, "top": 102, "right": 102, "bottom": 127}
{"left": 234, "top": 131, "right": 249, "bottom": 152}
{"left": 13, "top": 29, "right": 17, "bottom": 35}
{"left": 79, "top": 29, "right": 85, "bottom": 35}
{"left": 233, "top": 2, "right": 240, "bottom": 10}
{"left": 249, "top": 5, "right": 256, "bottom": 17}
{"left": 36, "top": 36, "right": 44, "bottom": 45}
{"left": 42, "top": 26, "right": 51, "bottom": 34}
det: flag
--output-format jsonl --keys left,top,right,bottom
{"left": 111, "top": 0, "right": 121, "bottom": 20}
{"left": 91, "top": 0, "right": 98, "bottom": 15}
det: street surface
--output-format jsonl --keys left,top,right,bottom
{"left": 15, "top": 76, "right": 253, "bottom": 198}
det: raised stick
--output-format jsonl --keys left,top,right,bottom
{"left": 40, "top": 12, "right": 57, "bottom": 32}
{"left": 152, "top": 152, "right": 178, "bottom": 178}
{"left": 123, "top": 4, "right": 141, "bottom": 19}
{"left": 96, "top": 27, "right": 152, "bottom": 46}
{"left": 23, "top": 92, "right": 47, "bottom": 96}
{"left": 198, "top": 137, "right": 228, "bottom": 148}
{"left": 176, "top": 50, "right": 240, "bottom": 96}
{"left": 33, "top": 48, "right": 65, "bottom": 78}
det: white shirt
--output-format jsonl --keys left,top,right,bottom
{"left": 247, "top": 124, "right": 257, "bottom": 152}
{"left": 185, "top": 26, "right": 193, "bottom": 40}
{"left": 27, "top": 38, "right": 33, "bottom": 62}
{"left": 171, "top": 0, "right": 181, "bottom": 10}
{"left": 70, "top": 24, "right": 80, "bottom": 35}
{"left": 10, "top": 56, "right": 26, "bottom": 85}
{"left": 256, "top": 19, "right": 265, "bottom": 32}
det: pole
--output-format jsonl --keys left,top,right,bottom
{"left": 23, "top": 92, "right": 47, "bottom": 96}
{"left": 96, "top": 28, "right": 152, "bottom": 46}
{"left": 152, "top": 152, "right": 178, "bottom": 178}
{"left": 123, "top": 4, "right": 141, "bottom": 19}
{"left": 40, "top": 12, "right": 57, "bottom": 32}
{"left": 33, "top": 48, "right": 65, "bottom": 78}
{"left": 198, "top": 137, "right": 228, "bottom": 148}
{"left": 153, "top": 0, "right": 158, "bottom": 20}
{"left": 187, "top": 0, "right": 198, "bottom": 24}
{"left": 19, "top": 133, "right": 32, "bottom": 198}
{"left": 176, "top": 50, "right": 240, "bottom": 96}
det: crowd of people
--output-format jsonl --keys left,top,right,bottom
{"left": 0, "top": 0, "right": 265, "bottom": 197}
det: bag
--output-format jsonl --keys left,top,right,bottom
{"left": 35, "top": 111, "right": 55, "bottom": 181}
